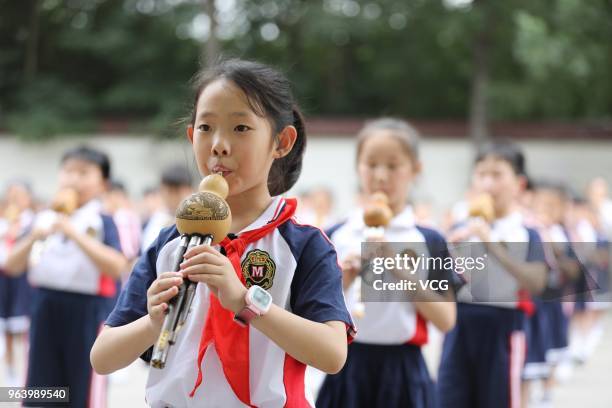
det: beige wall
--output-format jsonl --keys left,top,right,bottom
{"left": 1, "top": 135, "right": 611, "bottom": 221}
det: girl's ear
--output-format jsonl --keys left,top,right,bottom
{"left": 274, "top": 125, "right": 298, "bottom": 159}
{"left": 413, "top": 160, "right": 423, "bottom": 176}
{"left": 187, "top": 125, "right": 194, "bottom": 144}
{"left": 517, "top": 174, "right": 528, "bottom": 192}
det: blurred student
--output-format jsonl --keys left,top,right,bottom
{"left": 296, "top": 187, "right": 336, "bottom": 229}
{"left": 438, "top": 140, "right": 548, "bottom": 408}
{"left": 139, "top": 186, "right": 163, "bottom": 229}
{"left": 105, "top": 180, "right": 141, "bottom": 267}
{"left": 0, "top": 180, "right": 36, "bottom": 386}
{"left": 522, "top": 180, "right": 580, "bottom": 407}
{"left": 4, "top": 146, "right": 126, "bottom": 407}
{"left": 140, "top": 164, "right": 193, "bottom": 252}
{"left": 565, "top": 192, "right": 610, "bottom": 365}
{"left": 587, "top": 177, "right": 612, "bottom": 239}
{"left": 317, "top": 119, "right": 458, "bottom": 408}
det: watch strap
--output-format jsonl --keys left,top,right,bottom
{"left": 234, "top": 304, "right": 260, "bottom": 327}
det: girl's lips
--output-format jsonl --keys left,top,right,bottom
{"left": 211, "top": 166, "right": 232, "bottom": 177}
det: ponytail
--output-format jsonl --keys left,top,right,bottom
{"left": 268, "top": 106, "right": 307, "bottom": 196}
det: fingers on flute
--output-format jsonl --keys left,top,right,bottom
{"left": 159, "top": 285, "right": 180, "bottom": 302}
{"left": 148, "top": 288, "right": 178, "bottom": 318}
{"left": 159, "top": 271, "right": 184, "bottom": 279}
{"left": 149, "top": 303, "right": 168, "bottom": 318}
{"left": 181, "top": 264, "right": 224, "bottom": 277}
{"left": 148, "top": 276, "right": 183, "bottom": 296}
{"left": 180, "top": 252, "right": 223, "bottom": 270}
{"left": 183, "top": 244, "right": 219, "bottom": 259}
{"left": 186, "top": 273, "right": 221, "bottom": 285}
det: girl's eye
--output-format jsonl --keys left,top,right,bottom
{"left": 198, "top": 124, "right": 211, "bottom": 132}
{"left": 234, "top": 124, "right": 251, "bottom": 132}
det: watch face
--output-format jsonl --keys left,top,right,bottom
{"left": 252, "top": 286, "right": 272, "bottom": 307}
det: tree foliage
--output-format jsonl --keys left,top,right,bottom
{"left": 1, "top": 0, "right": 610, "bottom": 139}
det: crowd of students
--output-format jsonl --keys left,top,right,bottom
{"left": 1, "top": 58, "right": 610, "bottom": 408}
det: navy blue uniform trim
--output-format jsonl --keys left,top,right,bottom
{"left": 417, "top": 226, "right": 464, "bottom": 296}
{"left": 324, "top": 220, "right": 347, "bottom": 240}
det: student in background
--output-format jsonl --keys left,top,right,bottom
{"left": 0, "top": 180, "right": 36, "bottom": 386}
{"left": 317, "top": 118, "right": 458, "bottom": 408}
{"left": 4, "top": 146, "right": 126, "bottom": 407}
{"left": 522, "top": 180, "right": 580, "bottom": 407}
{"left": 438, "top": 140, "right": 548, "bottom": 408}
{"left": 140, "top": 165, "right": 194, "bottom": 252}
{"left": 105, "top": 180, "right": 142, "bottom": 270}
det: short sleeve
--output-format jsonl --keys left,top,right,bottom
{"left": 289, "top": 230, "right": 356, "bottom": 339}
{"left": 418, "top": 226, "right": 464, "bottom": 296}
{"left": 105, "top": 244, "right": 156, "bottom": 328}
{"left": 101, "top": 214, "right": 122, "bottom": 253}
{"left": 324, "top": 220, "right": 347, "bottom": 240}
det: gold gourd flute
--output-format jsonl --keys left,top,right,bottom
{"left": 151, "top": 174, "right": 232, "bottom": 369}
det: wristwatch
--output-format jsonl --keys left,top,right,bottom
{"left": 234, "top": 286, "right": 273, "bottom": 327}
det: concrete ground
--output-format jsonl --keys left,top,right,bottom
{"left": 1, "top": 312, "right": 611, "bottom": 407}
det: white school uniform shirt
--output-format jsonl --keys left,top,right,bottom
{"left": 542, "top": 224, "right": 575, "bottom": 290}
{"left": 141, "top": 210, "right": 174, "bottom": 253}
{"left": 28, "top": 200, "right": 121, "bottom": 296}
{"left": 455, "top": 211, "right": 545, "bottom": 310}
{"left": 106, "top": 196, "right": 354, "bottom": 408}
{"left": 599, "top": 199, "right": 612, "bottom": 240}
{"left": 328, "top": 205, "right": 456, "bottom": 345}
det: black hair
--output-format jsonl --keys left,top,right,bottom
{"left": 566, "top": 187, "right": 587, "bottom": 205}
{"left": 533, "top": 179, "right": 569, "bottom": 198}
{"left": 190, "top": 58, "right": 306, "bottom": 196}
{"left": 142, "top": 186, "right": 159, "bottom": 196}
{"left": 61, "top": 145, "right": 111, "bottom": 180}
{"left": 524, "top": 176, "right": 534, "bottom": 192}
{"left": 161, "top": 164, "right": 193, "bottom": 188}
{"left": 474, "top": 139, "right": 526, "bottom": 176}
{"left": 109, "top": 180, "right": 127, "bottom": 193}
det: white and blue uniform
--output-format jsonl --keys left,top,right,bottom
{"left": 543, "top": 226, "right": 577, "bottom": 361}
{"left": 317, "top": 206, "right": 458, "bottom": 408}
{"left": 570, "top": 223, "right": 611, "bottom": 311}
{"left": 438, "top": 211, "right": 546, "bottom": 408}
{"left": 106, "top": 197, "right": 354, "bottom": 408}
{"left": 24, "top": 199, "right": 121, "bottom": 408}
{"left": 523, "top": 224, "right": 577, "bottom": 380}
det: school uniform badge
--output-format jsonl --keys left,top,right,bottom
{"left": 241, "top": 249, "right": 276, "bottom": 290}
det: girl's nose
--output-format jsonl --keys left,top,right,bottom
{"left": 211, "top": 133, "right": 231, "bottom": 156}
{"left": 373, "top": 166, "right": 388, "bottom": 182}
{"left": 482, "top": 176, "right": 496, "bottom": 192}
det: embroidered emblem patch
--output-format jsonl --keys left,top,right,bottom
{"left": 241, "top": 249, "right": 276, "bottom": 290}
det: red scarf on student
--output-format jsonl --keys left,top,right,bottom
{"left": 189, "top": 198, "right": 297, "bottom": 405}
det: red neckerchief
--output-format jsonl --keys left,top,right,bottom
{"left": 189, "top": 198, "right": 297, "bottom": 404}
